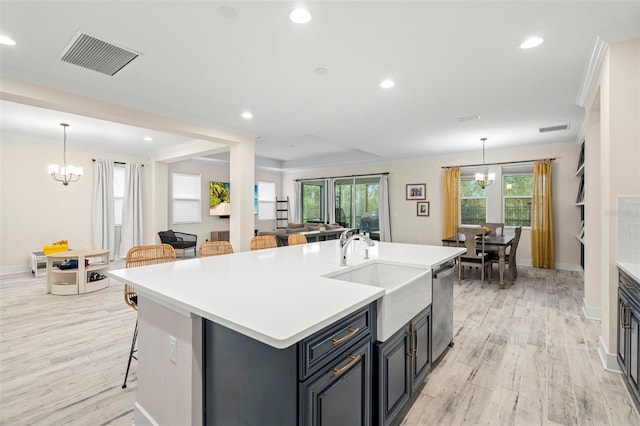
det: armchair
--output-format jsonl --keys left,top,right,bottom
{"left": 158, "top": 230, "right": 197, "bottom": 258}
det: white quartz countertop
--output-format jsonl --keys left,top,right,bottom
{"left": 617, "top": 262, "right": 640, "bottom": 282}
{"left": 108, "top": 240, "right": 465, "bottom": 349}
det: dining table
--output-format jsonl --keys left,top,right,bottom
{"left": 442, "top": 233, "right": 515, "bottom": 289}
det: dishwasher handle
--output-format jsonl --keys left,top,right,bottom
{"left": 433, "top": 261, "right": 457, "bottom": 279}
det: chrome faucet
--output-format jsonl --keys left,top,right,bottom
{"left": 339, "top": 229, "right": 375, "bottom": 266}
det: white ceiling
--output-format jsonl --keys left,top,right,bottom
{"left": 1, "top": 1, "right": 639, "bottom": 170}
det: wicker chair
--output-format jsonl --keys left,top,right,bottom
{"left": 200, "top": 241, "right": 234, "bottom": 257}
{"left": 288, "top": 234, "right": 308, "bottom": 246}
{"left": 250, "top": 235, "right": 278, "bottom": 251}
{"left": 122, "top": 244, "right": 176, "bottom": 389}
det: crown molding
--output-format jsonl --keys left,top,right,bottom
{"left": 576, "top": 36, "right": 609, "bottom": 108}
{"left": 576, "top": 23, "right": 640, "bottom": 108}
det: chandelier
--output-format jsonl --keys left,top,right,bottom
{"left": 48, "top": 123, "right": 83, "bottom": 186}
{"left": 474, "top": 137, "right": 495, "bottom": 189}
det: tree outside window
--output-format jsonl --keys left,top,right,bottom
{"left": 460, "top": 177, "right": 487, "bottom": 225}
{"left": 503, "top": 175, "right": 533, "bottom": 227}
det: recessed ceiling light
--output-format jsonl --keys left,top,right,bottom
{"left": 520, "top": 37, "right": 544, "bottom": 49}
{"left": 241, "top": 111, "right": 253, "bottom": 119}
{"left": 143, "top": 136, "right": 153, "bottom": 141}
{"left": 0, "top": 35, "right": 16, "bottom": 46}
{"left": 290, "top": 8, "right": 311, "bottom": 24}
{"left": 314, "top": 67, "right": 328, "bottom": 75}
{"left": 380, "top": 79, "right": 395, "bottom": 89}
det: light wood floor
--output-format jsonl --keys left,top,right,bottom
{"left": 1, "top": 264, "right": 638, "bottom": 425}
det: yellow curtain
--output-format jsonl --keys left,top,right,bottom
{"left": 442, "top": 167, "right": 461, "bottom": 239}
{"left": 531, "top": 160, "right": 555, "bottom": 269}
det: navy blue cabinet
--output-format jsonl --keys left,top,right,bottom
{"left": 204, "top": 303, "right": 374, "bottom": 426}
{"left": 618, "top": 269, "right": 640, "bottom": 408}
{"left": 375, "top": 306, "right": 431, "bottom": 426}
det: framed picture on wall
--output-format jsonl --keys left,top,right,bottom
{"left": 417, "top": 201, "right": 430, "bottom": 217}
{"left": 406, "top": 183, "right": 426, "bottom": 200}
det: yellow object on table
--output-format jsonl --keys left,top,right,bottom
{"left": 43, "top": 242, "right": 68, "bottom": 255}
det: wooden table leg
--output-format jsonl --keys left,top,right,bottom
{"left": 498, "top": 246, "right": 506, "bottom": 289}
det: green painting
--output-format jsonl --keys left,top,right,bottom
{"left": 210, "top": 181, "right": 230, "bottom": 216}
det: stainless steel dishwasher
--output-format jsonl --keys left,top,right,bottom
{"left": 432, "top": 259, "right": 457, "bottom": 363}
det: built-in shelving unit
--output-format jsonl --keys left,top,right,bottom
{"left": 576, "top": 141, "right": 585, "bottom": 269}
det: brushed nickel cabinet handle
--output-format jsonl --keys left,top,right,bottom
{"left": 333, "top": 355, "right": 361, "bottom": 377}
{"left": 332, "top": 327, "right": 360, "bottom": 346}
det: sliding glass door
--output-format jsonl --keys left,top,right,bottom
{"left": 301, "top": 180, "right": 325, "bottom": 223}
{"left": 334, "top": 177, "right": 380, "bottom": 234}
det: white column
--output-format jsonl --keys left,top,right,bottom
{"left": 230, "top": 139, "right": 256, "bottom": 252}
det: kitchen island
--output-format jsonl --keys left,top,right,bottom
{"left": 109, "top": 240, "right": 464, "bottom": 425}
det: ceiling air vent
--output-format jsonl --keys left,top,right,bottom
{"left": 60, "top": 32, "right": 140, "bottom": 76}
{"left": 539, "top": 124, "right": 570, "bottom": 133}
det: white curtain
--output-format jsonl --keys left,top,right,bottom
{"left": 292, "top": 180, "right": 302, "bottom": 223}
{"left": 326, "top": 178, "right": 336, "bottom": 224}
{"left": 378, "top": 175, "right": 392, "bottom": 242}
{"left": 93, "top": 159, "right": 116, "bottom": 259}
{"left": 120, "top": 163, "right": 143, "bottom": 258}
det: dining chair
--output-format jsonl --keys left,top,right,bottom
{"left": 491, "top": 226, "right": 522, "bottom": 282}
{"left": 481, "top": 222, "right": 504, "bottom": 236}
{"left": 250, "top": 235, "right": 278, "bottom": 251}
{"left": 456, "top": 227, "right": 492, "bottom": 287}
{"left": 122, "top": 244, "right": 176, "bottom": 389}
{"left": 200, "top": 241, "right": 234, "bottom": 257}
{"left": 288, "top": 234, "right": 308, "bottom": 246}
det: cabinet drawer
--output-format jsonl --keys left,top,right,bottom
{"left": 620, "top": 270, "right": 640, "bottom": 304}
{"left": 299, "top": 336, "right": 372, "bottom": 426}
{"left": 300, "top": 304, "right": 373, "bottom": 380}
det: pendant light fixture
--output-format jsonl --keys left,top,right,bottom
{"left": 48, "top": 123, "right": 83, "bottom": 186}
{"left": 474, "top": 138, "right": 495, "bottom": 189}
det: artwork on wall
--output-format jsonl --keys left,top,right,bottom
{"left": 406, "top": 183, "right": 426, "bottom": 200}
{"left": 210, "top": 182, "right": 230, "bottom": 216}
{"left": 209, "top": 181, "right": 259, "bottom": 216}
{"left": 417, "top": 201, "right": 430, "bottom": 217}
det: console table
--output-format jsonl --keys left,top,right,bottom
{"left": 46, "top": 249, "right": 110, "bottom": 295}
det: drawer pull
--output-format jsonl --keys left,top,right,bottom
{"left": 333, "top": 355, "right": 361, "bottom": 377}
{"left": 332, "top": 327, "right": 360, "bottom": 346}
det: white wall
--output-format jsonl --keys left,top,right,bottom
{"left": 283, "top": 142, "right": 582, "bottom": 269}
{"left": 0, "top": 136, "right": 152, "bottom": 274}
{"left": 166, "top": 159, "right": 283, "bottom": 248}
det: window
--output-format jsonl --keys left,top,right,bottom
{"left": 503, "top": 175, "right": 533, "bottom": 227}
{"left": 172, "top": 172, "right": 201, "bottom": 224}
{"left": 113, "top": 165, "right": 125, "bottom": 226}
{"left": 301, "top": 181, "right": 325, "bottom": 222}
{"left": 257, "top": 181, "right": 276, "bottom": 220}
{"left": 335, "top": 177, "right": 379, "bottom": 229}
{"left": 460, "top": 177, "right": 487, "bottom": 225}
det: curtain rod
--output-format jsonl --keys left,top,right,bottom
{"left": 92, "top": 158, "right": 145, "bottom": 167}
{"left": 441, "top": 158, "right": 555, "bottom": 169}
{"left": 295, "top": 172, "right": 389, "bottom": 182}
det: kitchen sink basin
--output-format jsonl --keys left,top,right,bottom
{"left": 324, "top": 261, "right": 432, "bottom": 341}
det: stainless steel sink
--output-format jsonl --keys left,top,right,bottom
{"left": 324, "top": 260, "right": 432, "bottom": 341}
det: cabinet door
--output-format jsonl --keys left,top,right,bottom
{"left": 618, "top": 289, "right": 630, "bottom": 375}
{"left": 300, "top": 337, "right": 371, "bottom": 426}
{"left": 629, "top": 306, "right": 640, "bottom": 400}
{"left": 411, "top": 308, "right": 431, "bottom": 393}
{"left": 376, "top": 326, "right": 410, "bottom": 426}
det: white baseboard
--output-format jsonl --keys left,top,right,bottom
{"left": 517, "top": 259, "right": 582, "bottom": 272}
{"left": 134, "top": 403, "right": 160, "bottom": 426}
{"left": 582, "top": 297, "right": 602, "bottom": 320}
{"left": 0, "top": 265, "right": 30, "bottom": 277}
{"left": 598, "top": 336, "right": 622, "bottom": 373}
